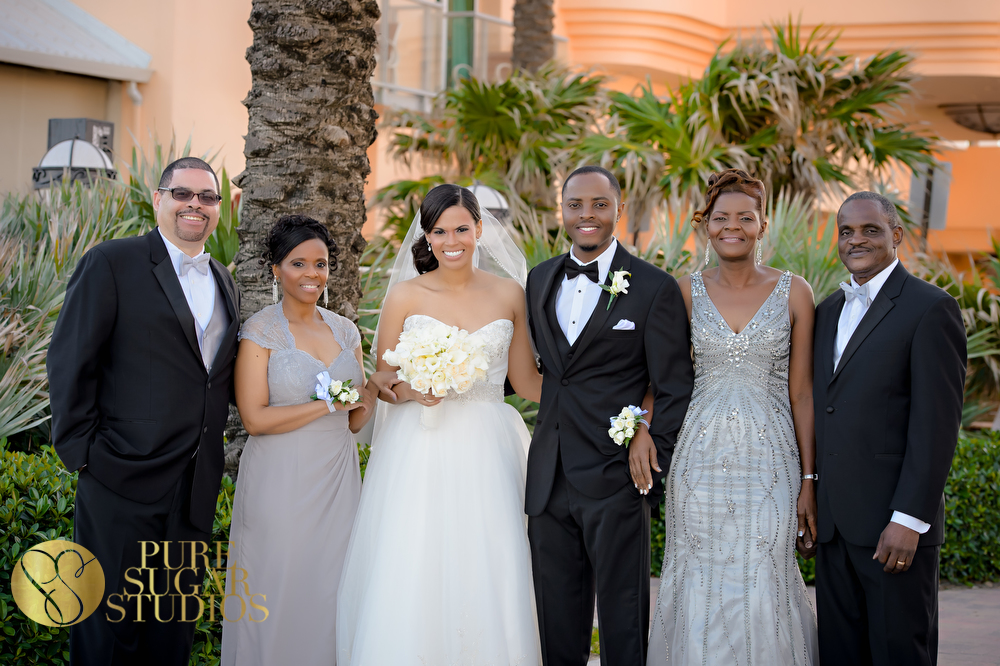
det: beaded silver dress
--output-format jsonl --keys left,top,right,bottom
{"left": 337, "top": 314, "right": 541, "bottom": 665}
{"left": 221, "top": 304, "right": 363, "bottom": 666}
{"left": 648, "top": 271, "right": 817, "bottom": 665}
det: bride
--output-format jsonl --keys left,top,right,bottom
{"left": 337, "top": 184, "right": 543, "bottom": 665}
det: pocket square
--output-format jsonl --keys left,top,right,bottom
{"left": 613, "top": 319, "right": 635, "bottom": 331}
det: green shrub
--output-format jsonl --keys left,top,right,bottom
{"left": 0, "top": 442, "right": 236, "bottom": 666}
{"left": 0, "top": 441, "right": 76, "bottom": 665}
{"left": 941, "top": 431, "right": 1000, "bottom": 584}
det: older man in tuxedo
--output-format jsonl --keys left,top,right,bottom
{"left": 48, "top": 157, "right": 240, "bottom": 665}
{"left": 812, "top": 191, "right": 966, "bottom": 666}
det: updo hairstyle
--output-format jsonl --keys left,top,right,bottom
{"left": 263, "top": 214, "right": 339, "bottom": 272}
{"left": 411, "top": 184, "right": 482, "bottom": 274}
{"left": 691, "top": 168, "right": 767, "bottom": 228}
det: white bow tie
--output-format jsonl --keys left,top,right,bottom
{"left": 839, "top": 281, "right": 870, "bottom": 306}
{"left": 180, "top": 254, "right": 211, "bottom": 277}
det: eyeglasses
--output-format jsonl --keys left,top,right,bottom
{"left": 158, "top": 187, "right": 222, "bottom": 206}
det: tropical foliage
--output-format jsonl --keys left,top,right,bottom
{"left": 0, "top": 139, "right": 239, "bottom": 451}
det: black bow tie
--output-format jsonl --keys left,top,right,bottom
{"left": 563, "top": 255, "right": 600, "bottom": 283}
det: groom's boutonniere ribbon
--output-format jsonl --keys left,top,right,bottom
{"left": 608, "top": 405, "right": 649, "bottom": 447}
{"left": 311, "top": 371, "right": 360, "bottom": 412}
{"left": 600, "top": 268, "right": 630, "bottom": 310}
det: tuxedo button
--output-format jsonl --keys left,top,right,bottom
{"left": 203, "top": 426, "right": 208, "bottom": 433}
{"left": 207, "top": 381, "right": 212, "bottom": 389}
{"left": 561, "top": 379, "right": 569, "bottom": 386}
{"left": 567, "top": 352, "right": 574, "bottom": 359}
{"left": 826, "top": 406, "right": 834, "bottom": 413}
{"left": 555, "top": 423, "right": 559, "bottom": 430}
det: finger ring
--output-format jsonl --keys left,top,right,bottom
{"left": 896, "top": 560, "right": 906, "bottom": 566}
{"left": 797, "top": 531, "right": 804, "bottom": 537}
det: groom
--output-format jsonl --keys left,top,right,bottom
{"left": 525, "top": 166, "right": 694, "bottom": 665}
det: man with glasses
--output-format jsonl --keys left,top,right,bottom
{"left": 48, "top": 157, "right": 240, "bottom": 665}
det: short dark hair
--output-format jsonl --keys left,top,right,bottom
{"left": 263, "top": 214, "right": 339, "bottom": 272}
{"left": 562, "top": 166, "right": 622, "bottom": 203}
{"left": 411, "top": 184, "right": 481, "bottom": 275}
{"left": 838, "top": 191, "right": 901, "bottom": 228}
{"left": 159, "top": 157, "right": 220, "bottom": 191}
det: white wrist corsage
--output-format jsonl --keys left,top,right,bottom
{"left": 600, "top": 268, "right": 630, "bottom": 310}
{"left": 311, "top": 371, "right": 361, "bottom": 412}
{"left": 608, "top": 405, "right": 649, "bottom": 447}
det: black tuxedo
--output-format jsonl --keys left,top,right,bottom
{"left": 813, "top": 262, "right": 965, "bottom": 666}
{"left": 525, "top": 243, "right": 693, "bottom": 665}
{"left": 47, "top": 229, "right": 239, "bottom": 665}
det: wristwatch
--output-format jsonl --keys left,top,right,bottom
{"left": 801, "top": 473, "right": 819, "bottom": 481}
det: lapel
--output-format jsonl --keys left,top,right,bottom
{"left": 208, "top": 259, "right": 240, "bottom": 376}
{"left": 817, "top": 294, "right": 844, "bottom": 385}
{"left": 149, "top": 229, "right": 204, "bottom": 368}
{"left": 830, "top": 262, "right": 907, "bottom": 384}
{"left": 533, "top": 257, "right": 565, "bottom": 376}
{"left": 564, "top": 243, "right": 633, "bottom": 374}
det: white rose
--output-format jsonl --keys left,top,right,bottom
{"left": 346, "top": 388, "right": 361, "bottom": 403}
{"left": 608, "top": 427, "right": 618, "bottom": 438}
{"left": 625, "top": 428, "right": 635, "bottom": 438}
{"left": 329, "top": 380, "right": 343, "bottom": 396}
{"left": 411, "top": 376, "right": 431, "bottom": 393}
{"left": 613, "top": 431, "right": 627, "bottom": 445}
{"left": 455, "top": 377, "right": 473, "bottom": 393}
{"left": 431, "top": 371, "right": 449, "bottom": 397}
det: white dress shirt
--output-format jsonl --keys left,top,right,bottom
{"left": 833, "top": 257, "right": 929, "bottom": 534}
{"left": 159, "top": 229, "right": 217, "bottom": 349}
{"left": 556, "top": 239, "right": 618, "bottom": 345}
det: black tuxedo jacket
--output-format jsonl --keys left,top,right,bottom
{"left": 47, "top": 229, "right": 240, "bottom": 532}
{"left": 813, "top": 262, "right": 966, "bottom": 547}
{"left": 524, "top": 243, "right": 694, "bottom": 515}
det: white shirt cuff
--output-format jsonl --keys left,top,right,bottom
{"left": 890, "top": 511, "right": 931, "bottom": 534}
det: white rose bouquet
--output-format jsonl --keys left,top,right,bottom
{"left": 608, "top": 405, "right": 649, "bottom": 447}
{"left": 311, "top": 372, "right": 361, "bottom": 412}
{"left": 382, "top": 321, "right": 490, "bottom": 426}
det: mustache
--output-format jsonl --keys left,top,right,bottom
{"left": 176, "top": 209, "right": 208, "bottom": 221}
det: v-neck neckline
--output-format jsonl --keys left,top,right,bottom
{"left": 278, "top": 304, "right": 345, "bottom": 367}
{"left": 700, "top": 272, "right": 783, "bottom": 336}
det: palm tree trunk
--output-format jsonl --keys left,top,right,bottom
{"left": 512, "top": 0, "right": 554, "bottom": 73}
{"left": 226, "top": 0, "right": 380, "bottom": 476}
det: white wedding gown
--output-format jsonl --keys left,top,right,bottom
{"left": 337, "top": 314, "right": 541, "bottom": 666}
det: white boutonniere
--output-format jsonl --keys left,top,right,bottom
{"left": 311, "top": 371, "right": 361, "bottom": 412}
{"left": 607, "top": 405, "right": 649, "bottom": 447}
{"left": 600, "top": 268, "right": 630, "bottom": 310}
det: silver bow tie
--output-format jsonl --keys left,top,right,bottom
{"left": 839, "top": 281, "right": 870, "bottom": 305}
{"left": 180, "top": 254, "right": 211, "bottom": 277}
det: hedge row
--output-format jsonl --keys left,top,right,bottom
{"left": 1, "top": 433, "right": 996, "bottom": 663}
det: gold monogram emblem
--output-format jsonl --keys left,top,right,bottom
{"left": 11, "top": 540, "right": 105, "bottom": 627}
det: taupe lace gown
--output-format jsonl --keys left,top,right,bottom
{"left": 648, "top": 271, "right": 817, "bottom": 665}
{"left": 221, "top": 304, "right": 363, "bottom": 666}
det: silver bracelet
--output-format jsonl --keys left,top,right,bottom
{"left": 801, "top": 473, "right": 818, "bottom": 481}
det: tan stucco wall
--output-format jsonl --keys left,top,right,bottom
{"left": 0, "top": 63, "right": 117, "bottom": 194}
{"left": 74, "top": 0, "right": 254, "bottom": 181}
{"left": 0, "top": 0, "right": 254, "bottom": 194}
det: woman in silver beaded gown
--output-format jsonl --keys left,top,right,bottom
{"left": 649, "top": 170, "right": 818, "bottom": 665}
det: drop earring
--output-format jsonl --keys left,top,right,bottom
{"left": 755, "top": 239, "right": 763, "bottom": 265}
{"left": 427, "top": 241, "right": 432, "bottom": 252}
{"left": 704, "top": 242, "right": 711, "bottom": 266}
{"left": 324, "top": 284, "right": 329, "bottom": 307}
{"left": 272, "top": 277, "right": 279, "bottom": 303}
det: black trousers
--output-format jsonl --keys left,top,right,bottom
{"left": 528, "top": 454, "right": 650, "bottom": 666}
{"left": 816, "top": 527, "right": 940, "bottom": 666}
{"left": 70, "top": 461, "right": 211, "bottom": 666}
